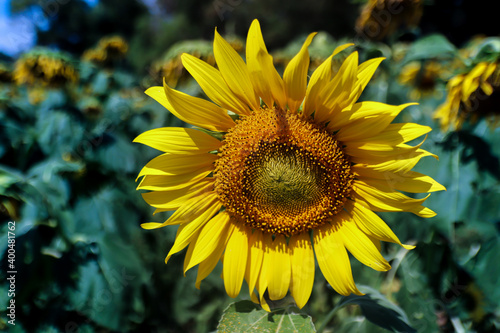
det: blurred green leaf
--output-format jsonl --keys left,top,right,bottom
{"left": 337, "top": 285, "right": 416, "bottom": 333}
{"left": 471, "top": 37, "right": 500, "bottom": 64}
{"left": 68, "top": 260, "right": 124, "bottom": 331}
{"left": 0, "top": 165, "right": 24, "bottom": 196}
{"left": 217, "top": 300, "right": 316, "bottom": 333}
{"left": 403, "top": 34, "right": 457, "bottom": 63}
{"left": 36, "top": 110, "right": 84, "bottom": 157}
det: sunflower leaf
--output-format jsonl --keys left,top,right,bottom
{"left": 337, "top": 285, "right": 416, "bottom": 333}
{"left": 403, "top": 34, "right": 457, "bottom": 63}
{"left": 217, "top": 300, "right": 316, "bottom": 333}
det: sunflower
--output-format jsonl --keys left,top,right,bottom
{"left": 14, "top": 48, "right": 78, "bottom": 88}
{"left": 434, "top": 61, "right": 500, "bottom": 130}
{"left": 135, "top": 19, "right": 444, "bottom": 311}
{"left": 82, "top": 36, "right": 128, "bottom": 66}
{"left": 356, "top": 0, "right": 423, "bottom": 41}
{"left": 399, "top": 60, "right": 445, "bottom": 100}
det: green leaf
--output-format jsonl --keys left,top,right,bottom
{"left": 67, "top": 260, "right": 123, "bottom": 331}
{"left": 0, "top": 165, "right": 24, "bottom": 196}
{"left": 338, "top": 286, "right": 416, "bottom": 333}
{"left": 217, "top": 300, "right": 316, "bottom": 333}
{"left": 35, "top": 110, "right": 84, "bottom": 157}
{"left": 403, "top": 34, "right": 457, "bottom": 63}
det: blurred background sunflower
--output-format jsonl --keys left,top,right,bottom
{"left": 1, "top": 0, "right": 499, "bottom": 332}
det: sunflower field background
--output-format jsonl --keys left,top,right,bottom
{"left": 0, "top": 0, "right": 499, "bottom": 332}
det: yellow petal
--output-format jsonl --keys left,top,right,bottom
{"left": 223, "top": 223, "right": 249, "bottom": 298}
{"left": 313, "top": 224, "right": 362, "bottom": 296}
{"left": 257, "top": 50, "right": 287, "bottom": 109}
{"left": 480, "top": 81, "right": 494, "bottom": 96}
{"left": 139, "top": 177, "right": 214, "bottom": 209}
{"left": 214, "top": 29, "right": 260, "bottom": 111}
{"left": 315, "top": 51, "right": 359, "bottom": 123}
{"left": 257, "top": 233, "right": 272, "bottom": 304}
{"left": 142, "top": 192, "right": 217, "bottom": 230}
{"left": 333, "top": 103, "right": 416, "bottom": 140}
{"left": 138, "top": 153, "right": 216, "bottom": 178}
{"left": 351, "top": 150, "right": 434, "bottom": 176}
{"left": 348, "top": 123, "right": 432, "bottom": 146}
{"left": 350, "top": 147, "right": 437, "bottom": 165}
{"left": 181, "top": 53, "right": 251, "bottom": 115}
{"left": 195, "top": 242, "right": 224, "bottom": 289}
{"left": 283, "top": 32, "right": 317, "bottom": 112}
{"left": 347, "top": 135, "right": 437, "bottom": 164}
{"left": 259, "top": 293, "right": 271, "bottom": 312}
{"left": 183, "top": 231, "right": 200, "bottom": 276}
{"left": 303, "top": 43, "right": 354, "bottom": 115}
{"left": 184, "top": 212, "right": 231, "bottom": 272}
{"left": 195, "top": 220, "right": 235, "bottom": 289}
{"left": 349, "top": 57, "right": 385, "bottom": 102}
{"left": 462, "top": 62, "right": 487, "bottom": 101}
{"left": 145, "top": 86, "right": 173, "bottom": 110}
{"left": 368, "top": 234, "right": 382, "bottom": 252}
{"left": 267, "top": 234, "right": 291, "bottom": 301}
{"left": 133, "top": 127, "right": 221, "bottom": 154}
{"left": 165, "top": 196, "right": 222, "bottom": 263}
{"left": 332, "top": 43, "right": 356, "bottom": 57}
{"left": 245, "top": 229, "right": 264, "bottom": 298}
{"left": 141, "top": 179, "right": 213, "bottom": 211}
{"left": 336, "top": 211, "right": 391, "bottom": 271}
{"left": 331, "top": 102, "right": 415, "bottom": 129}
{"left": 353, "top": 181, "right": 436, "bottom": 218}
{"left": 289, "top": 232, "right": 315, "bottom": 309}
{"left": 359, "top": 171, "right": 446, "bottom": 193}
{"left": 346, "top": 200, "right": 415, "bottom": 250}
{"left": 303, "top": 44, "right": 354, "bottom": 117}
{"left": 164, "top": 82, "right": 235, "bottom": 132}
{"left": 303, "top": 55, "right": 334, "bottom": 118}
{"left": 345, "top": 141, "right": 422, "bottom": 159}
{"left": 246, "top": 19, "right": 274, "bottom": 108}
{"left": 482, "top": 62, "right": 497, "bottom": 81}
{"left": 137, "top": 170, "right": 212, "bottom": 191}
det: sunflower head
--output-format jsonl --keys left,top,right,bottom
{"left": 151, "top": 40, "right": 215, "bottom": 88}
{"left": 135, "top": 19, "right": 443, "bottom": 311}
{"left": 399, "top": 60, "right": 446, "bottom": 99}
{"left": 14, "top": 48, "right": 78, "bottom": 87}
{"left": 434, "top": 60, "right": 500, "bottom": 130}
{"left": 356, "top": 0, "right": 424, "bottom": 41}
{"left": 83, "top": 36, "right": 128, "bottom": 66}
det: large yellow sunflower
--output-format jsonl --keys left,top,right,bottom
{"left": 135, "top": 19, "right": 444, "bottom": 311}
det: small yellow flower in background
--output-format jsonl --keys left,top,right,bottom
{"left": 434, "top": 61, "right": 500, "bottom": 130}
{"left": 135, "top": 19, "right": 444, "bottom": 311}
{"left": 151, "top": 37, "right": 243, "bottom": 88}
{"left": 356, "top": 0, "right": 423, "bottom": 40}
{"left": 399, "top": 60, "right": 446, "bottom": 100}
{"left": 83, "top": 36, "right": 128, "bottom": 66}
{"left": 14, "top": 48, "right": 78, "bottom": 88}
{"left": 151, "top": 40, "right": 215, "bottom": 88}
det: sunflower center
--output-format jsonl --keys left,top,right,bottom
{"left": 248, "top": 143, "right": 323, "bottom": 214}
{"left": 214, "top": 107, "right": 354, "bottom": 236}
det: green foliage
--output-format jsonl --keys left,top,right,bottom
{"left": 336, "top": 286, "right": 416, "bottom": 333}
{"left": 218, "top": 301, "right": 316, "bottom": 333}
